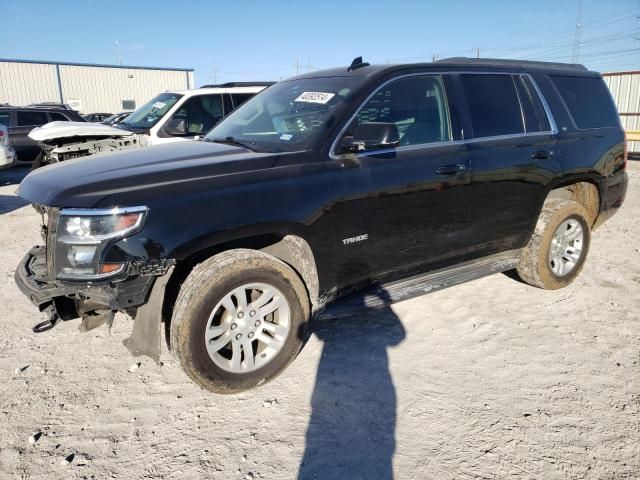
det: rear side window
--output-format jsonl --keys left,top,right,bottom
{"left": 17, "top": 111, "right": 48, "bottom": 126}
{"left": 0, "top": 112, "right": 10, "bottom": 127}
{"left": 459, "top": 74, "right": 523, "bottom": 138}
{"left": 231, "top": 94, "right": 253, "bottom": 108}
{"left": 551, "top": 76, "right": 619, "bottom": 129}
{"left": 514, "top": 76, "right": 550, "bottom": 133}
{"left": 49, "top": 112, "right": 69, "bottom": 122}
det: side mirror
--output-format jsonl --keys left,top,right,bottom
{"left": 164, "top": 118, "right": 187, "bottom": 136}
{"left": 342, "top": 122, "right": 400, "bottom": 153}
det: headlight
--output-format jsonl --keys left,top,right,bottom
{"left": 55, "top": 206, "right": 147, "bottom": 280}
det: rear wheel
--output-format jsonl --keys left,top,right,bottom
{"left": 170, "top": 249, "right": 310, "bottom": 394}
{"left": 517, "top": 199, "right": 591, "bottom": 290}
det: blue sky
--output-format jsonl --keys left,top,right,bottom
{"left": 2, "top": 0, "right": 638, "bottom": 86}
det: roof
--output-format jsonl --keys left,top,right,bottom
{"left": 0, "top": 57, "right": 193, "bottom": 72}
{"left": 292, "top": 57, "right": 596, "bottom": 80}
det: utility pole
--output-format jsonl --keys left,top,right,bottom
{"left": 305, "top": 57, "right": 314, "bottom": 72}
{"left": 472, "top": 47, "right": 480, "bottom": 59}
{"left": 211, "top": 68, "right": 219, "bottom": 85}
{"left": 115, "top": 40, "right": 122, "bottom": 65}
{"left": 294, "top": 57, "right": 300, "bottom": 75}
{"left": 571, "top": 1, "right": 583, "bottom": 63}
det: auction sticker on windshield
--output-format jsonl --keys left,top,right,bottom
{"left": 152, "top": 102, "right": 166, "bottom": 109}
{"left": 294, "top": 92, "right": 335, "bottom": 104}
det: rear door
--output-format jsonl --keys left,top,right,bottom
{"left": 459, "top": 73, "right": 562, "bottom": 258}
{"left": 11, "top": 110, "right": 49, "bottom": 161}
{"left": 327, "top": 74, "right": 473, "bottom": 290}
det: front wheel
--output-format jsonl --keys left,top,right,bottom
{"left": 517, "top": 199, "right": 591, "bottom": 290}
{"left": 170, "top": 249, "right": 310, "bottom": 394}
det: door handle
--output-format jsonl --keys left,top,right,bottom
{"left": 435, "top": 164, "right": 466, "bottom": 175}
{"left": 531, "top": 150, "right": 553, "bottom": 160}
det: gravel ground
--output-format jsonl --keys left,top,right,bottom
{"left": 0, "top": 163, "right": 638, "bottom": 480}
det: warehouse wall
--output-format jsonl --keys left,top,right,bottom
{"left": 0, "top": 61, "right": 60, "bottom": 106}
{"left": 0, "top": 60, "right": 194, "bottom": 114}
{"left": 603, "top": 71, "right": 640, "bottom": 153}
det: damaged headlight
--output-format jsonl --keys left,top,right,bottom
{"left": 55, "top": 206, "right": 147, "bottom": 280}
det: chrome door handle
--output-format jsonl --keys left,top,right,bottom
{"left": 435, "top": 164, "right": 466, "bottom": 175}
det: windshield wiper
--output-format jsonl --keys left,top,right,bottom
{"left": 207, "top": 136, "right": 258, "bottom": 152}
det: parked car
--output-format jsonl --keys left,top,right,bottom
{"left": 0, "top": 105, "right": 85, "bottom": 163}
{"left": 83, "top": 113, "right": 113, "bottom": 123}
{"left": 28, "top": 82, "right": 274, "bottom": 167}
{"left": 101, "top": 111, "right": 131, "bottom": 126}
{"left": 0, "top": 123, "right": 16, "bottom": 170}
{"left": 15, "top": 58, "right": 627, "bottom": 394}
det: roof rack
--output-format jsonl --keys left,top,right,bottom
{"left": 200, "top": 81, "right": 275, "bottom": 88}
{"left": 28, "top": 102, "right": 76, "bottom": 110}
{"left": 436, "top": 57, "right": 588, "bottom": 71}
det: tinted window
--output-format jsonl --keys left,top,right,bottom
{"left": 514, "top": 76, "right": 550, "bottom": 133}
{"left": 17, "top": 111, "right": 48, "bottom": 126}
{"left": 231, "top": 94, "right": 253, "bottom": 108}
{"left": 551, "top": 75, "right": 619, "bottom": 129}
{"left": 50, "top": 112, "right": 69, "bottom": 122}
{"left": 460, "top": 74, "right": 523, "bottom": 137}
{"left": 352, "top": 75, "right": 451, "bottom": 146}
{"left": 0, "top": 112, "right": 10, "bottom": 127}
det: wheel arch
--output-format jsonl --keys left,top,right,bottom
{"left": 545, "top": 174, "right": 602, "bottom": 227}
{"left": 160, "top": 228, "right": 320, "bottom": 349}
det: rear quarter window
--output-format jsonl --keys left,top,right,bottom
{"left": 551, "top": 75, "right": 619, "bottom": 129}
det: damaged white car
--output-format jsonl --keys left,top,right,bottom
{"left": 29, "top": 82, "right": 272, "bottom": 168}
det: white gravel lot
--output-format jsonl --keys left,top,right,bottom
{"left": 0, "top": 163, "right": 638, "bottom": 480}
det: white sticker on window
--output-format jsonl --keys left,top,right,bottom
{"left": 294, "top": 92, "right": 335, "bottom": 104}
{"left": 280, "top": 133, "right": 293, "bottom": 141}
{"left": 152, "top": 102, "right": 166, "bottom": 109}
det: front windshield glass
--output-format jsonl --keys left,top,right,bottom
{"left": 204, "top": 78, "right": 361, "bottom": 152}
{"left": 120, "top": 92, "right": 182, "bottom": 129}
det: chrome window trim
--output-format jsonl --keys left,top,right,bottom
{"left": 329, "top": 71, "right": 559, "bottom": 160}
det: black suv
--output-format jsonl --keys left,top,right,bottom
{"left": 0, "top": 105, "right": 85, "bottom": 162}
{"left": 14, "top": 58, "right": 628, "bottom": 393}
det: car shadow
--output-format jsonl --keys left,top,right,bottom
{"left": 298, "top": 287, "right": 406, "bottom": 480}
{"left": 0, "top": 166, "right": 30, "bottom": 214}
{"left": 0, "top": 165, "right": 30, "bottom": 186}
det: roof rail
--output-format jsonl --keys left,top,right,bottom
{"left": 27, "top": 102, "right": 76, "bottom": 110}
{"left": 436, "top": 57, "right": 588, "bottom": 71}
{"left": 200, "top": 81, "right": 275, "bottom": 88}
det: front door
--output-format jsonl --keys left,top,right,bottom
{"left": 327, "top": 74, "right": 473, "bottom": 291}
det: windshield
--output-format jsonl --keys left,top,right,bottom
{"left": 204, "top": 78, "right": 361, "bottom": 152}
{"left": 120, "top": 92, "right": 182, "bottom": 129}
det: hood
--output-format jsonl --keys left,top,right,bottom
{"left": 28, "top": 121, "right": 134, "bottom": 142}
{"left": 17, "top": 141, "right": 278, "bottom": 207}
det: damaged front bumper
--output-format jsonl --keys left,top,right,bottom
{"left": 15, "top": 245, "right": 172, "bottom": 362}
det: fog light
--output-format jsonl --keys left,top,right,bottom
{"left": 67, "top": 245, "right": 96, "bottom": 266}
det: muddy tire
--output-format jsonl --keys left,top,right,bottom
{"left": 517, "top": 199, "right": 591, "bottom": 290}
{"left": 170, "top": 249, "right": 310, "bottom": 394}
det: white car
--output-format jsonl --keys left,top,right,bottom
{"left": 0, "top": 123, "right": 16, "bottom": 170}
{"left": 28, "top": 82, "right": 272, "bottom": 166}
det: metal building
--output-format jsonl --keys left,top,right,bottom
{"left": 0, "top": 58, "right": 194, "bottom": 114}
{"left": 603, "top": 70, "right": 640, "bottom": 154}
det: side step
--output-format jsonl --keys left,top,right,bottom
{"left": 318, "top": 250, "right": 521, "bottom": 319}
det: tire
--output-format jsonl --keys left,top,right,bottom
{"left": 170, "top": 249, "right": 310, "bottom": 394}
{"left": 517, "top": 199, "right": 591, "bottom": 290}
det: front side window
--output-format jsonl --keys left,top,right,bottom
{"left": 460, "top": 74, "right": 524, "bottom": 138}
{"left": 120, "top": 92, "right": 182, "bottom": 130}
{"left": 17, "top": 111, "right": 48, "bottom": 127}
{"left": 165, "top": 95, "right": 223, "bottom": 136}
{"left": 231, "top": 93, "right": 254, "bottom": 108}
{"left": 205, "top": 77, "right": 361, "bottom": 152}
{"left": 349, "top": 75, "right": 451, "bottom": 147}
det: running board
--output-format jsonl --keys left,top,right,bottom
{"left": 318, "top": 250, "right": 521, "bottom": 319}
